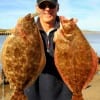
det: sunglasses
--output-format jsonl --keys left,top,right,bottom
{"left": 39, "top": 3, "right": 56, "bottom": 9}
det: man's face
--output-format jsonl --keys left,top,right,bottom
{"left": 36, "top": 1, "right": 59, "bottom": 23}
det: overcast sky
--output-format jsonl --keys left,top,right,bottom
{"left": 0, "top": 0, "right": 100, "bottom": 31}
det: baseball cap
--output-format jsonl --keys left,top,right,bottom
{"left": 37, "top": 0, "right": 58, "bottom": 6}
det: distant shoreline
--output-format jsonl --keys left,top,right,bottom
{"left": 82, "top": 30, "right": 100, "bottom": 34}
{"left": 0, "top": 29, "right": 100, "bottom": 35}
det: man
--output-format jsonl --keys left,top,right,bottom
{"left": 24, "top": 0, "right": 73, "bottom": 100}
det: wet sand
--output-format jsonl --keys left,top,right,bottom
{"left": 0, "top": 68, "right": 100, "bottom": 100}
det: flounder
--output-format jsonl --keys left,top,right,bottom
{"left": 1, "top": 13, "right": 46, "bottom": 100}
{"left": 54, "top": 17, "right": 98, "bottom": 100}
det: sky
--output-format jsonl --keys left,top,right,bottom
{"left": 0, "top": 0, "right": 100, "bottom": 31}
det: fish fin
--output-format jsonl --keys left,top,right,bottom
{"left": 11, "top": 90, "right": 27, "bottom": 100}
{"left": 83, "top": 48, "right": 98, "bottom": 89}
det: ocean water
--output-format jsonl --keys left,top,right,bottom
{"left": 84, "top": 33, "right": 100, "bottom": 56}
{"left": 0, "top": 33, "right": 100, "bottom": 70}
{"left": 0, "top": 35, "right": 8, "bottom": 71}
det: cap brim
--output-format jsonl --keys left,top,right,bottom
{"left": 38, "top": 0, "right": 57, "bottom": 6}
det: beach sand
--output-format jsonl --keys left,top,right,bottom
{"left": 0, "top": 84, "right": 13, "bottom": 100}
{"left": 0, "top": 67, "right": 100, "bottom": 100}
{"left": 83, "top": 72, "right": 100, "bottom": 100}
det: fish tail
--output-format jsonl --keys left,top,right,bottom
{"left": 72, "top": 93, "right": 84, "bottom": 100}
{"left": 11, "top": 90, "right": 27, "bottom": 100}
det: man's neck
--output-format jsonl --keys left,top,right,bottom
{"left": 37, "top": 18, "right": 56, "bottom": 33}
{"left": 41, "top": 22, "right": 55, "bottom": 32}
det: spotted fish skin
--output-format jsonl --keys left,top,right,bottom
{"left": 1, "top": 14, "right": 46, "bottom": 100}
{"left": 54, "top": 18, "right": 98, "bottom": 100}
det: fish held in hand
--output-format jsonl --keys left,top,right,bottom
{"left": 54, "top": 17, "right": 98, "bottom": 100}
{"left": 1, "top": 13, "right": 46, "bottom": 100}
